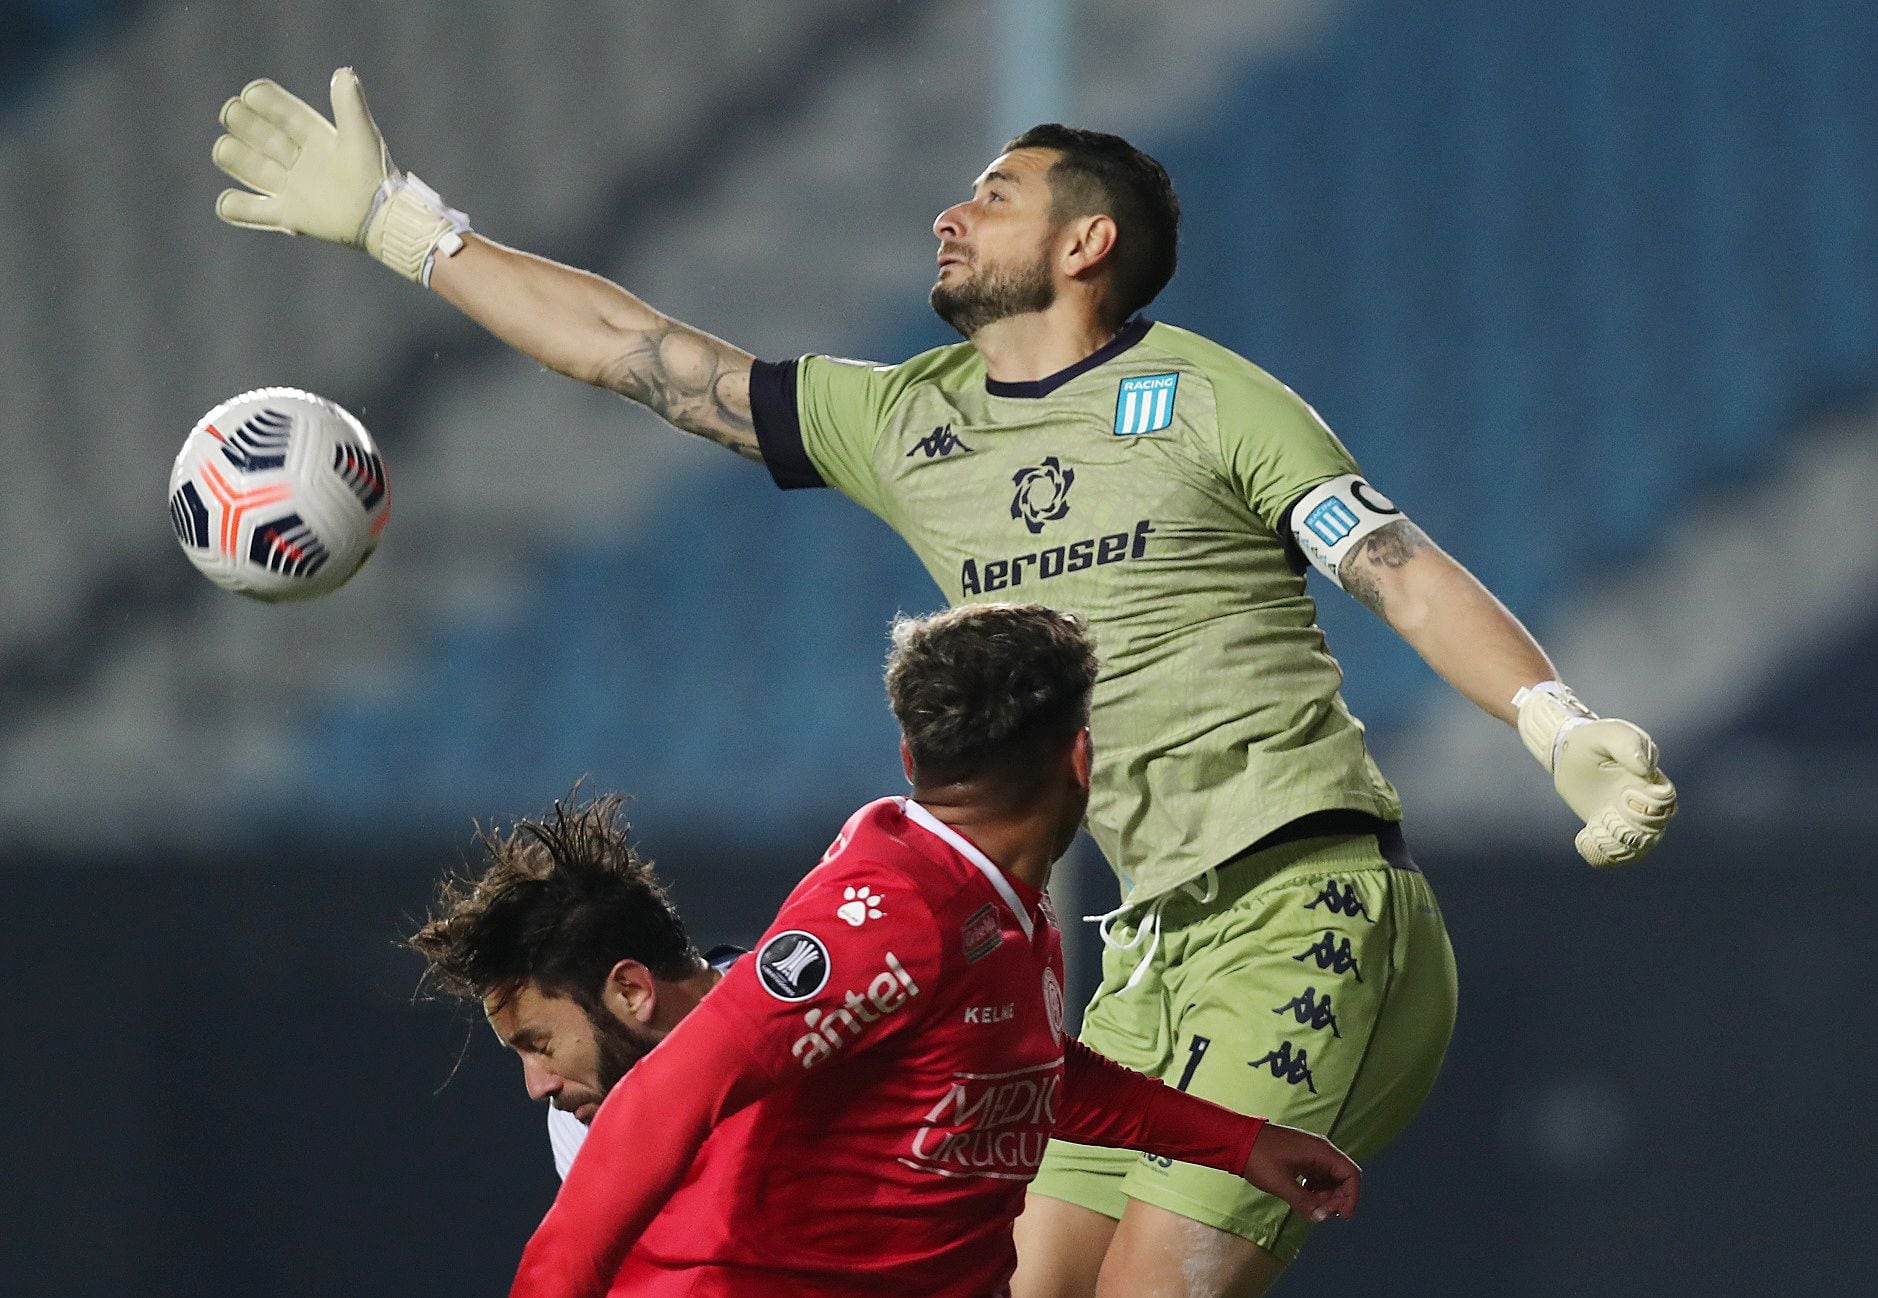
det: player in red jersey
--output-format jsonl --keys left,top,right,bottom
{"left": 493, "top": 604, "right": 1356, "bottom": 1298}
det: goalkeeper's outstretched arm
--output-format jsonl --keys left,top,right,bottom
{"left": 211, "top": 67, "right": 759, "bottom": 461}
{"left": 1337, "top": 519, "right": 1552, "bottom": 725}
{"left": 1290, "top": 490, "right": 1678, "bottom": 868}
{"left": 429, "top": 239, "right": 758, "bottom": 460}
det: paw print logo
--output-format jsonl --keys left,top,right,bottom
{"left": 837, "top": 885, "right": 884, "bottom": 927}
{"left": 1010, "top": 456, "right": 1076, "bottom": 534}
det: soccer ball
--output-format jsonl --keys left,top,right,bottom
{"left": 167, "top": 387, "right": 390, "bottom": 602}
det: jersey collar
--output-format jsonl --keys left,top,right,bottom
{"left": 982, "top": 317, "right": 1153, "bottom": 399}
{"left": 900, "top": 798, "right": 1035, "bottom": 944}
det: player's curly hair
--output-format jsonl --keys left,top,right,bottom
{"left": 1005, "top": 123, "right": 1180, "bottom": 326}
{"left": 408, "top": 790, "right": 699, "bottom": 1012}
{"left": 886, "top": 603, "right": 1099, "bottom": 800}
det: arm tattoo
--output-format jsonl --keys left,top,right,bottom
{"left": 596, "top": 321, "right": 761, "bottom": 462}
{"left": 1340, "top": 519, "right": 1431, "bottom": 617}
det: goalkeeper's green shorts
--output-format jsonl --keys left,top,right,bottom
{"left": 1030, "top": 820, "right": 1457, "bottom": 1264}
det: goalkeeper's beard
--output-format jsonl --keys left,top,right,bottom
{"left": 930, "top": 244, "right": 1057, "bottom": 338}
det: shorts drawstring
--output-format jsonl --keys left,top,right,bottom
{"left": 1084, "top": 867, "right": 1219, "bottom": 992}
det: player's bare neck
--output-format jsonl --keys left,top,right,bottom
{"left": 972, "top": 299, "right": 1118, "bottom": 385}
{"left": 910, "top": 784, "right": 1058, "bottom": 893}
{"left": 653, "top": 963, "right": 722, "bottom": 1033}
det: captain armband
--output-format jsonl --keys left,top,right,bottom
{"left": 1287, "top": 474, "right": 1407, "bottom": 588}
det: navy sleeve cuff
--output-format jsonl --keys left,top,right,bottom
{"left": 1274, "top": 495, "right": 1310, "bottom": 576}
{"left": 750, "top": 358, "right": 825, "bottom": 490}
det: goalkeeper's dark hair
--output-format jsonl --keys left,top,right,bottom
{"left": 886, "top": 603, "right": 1099, "bottom": 803}
{"left": 1004, "top": 123, "right": 1180, "bottom": 326}
{"left": 408, "top": 790, "right": 699, "bottom": 1013}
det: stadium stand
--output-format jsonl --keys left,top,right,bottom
{"left": 298, "top": 0, "right": 1878, "bottom": 843}
{"left": 0, "top": 0, "right": 1349, "bottom": 846}
{"left": 3, "top": 0, "right": 1875, "bottom": 851}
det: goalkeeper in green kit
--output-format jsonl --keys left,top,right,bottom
{"left": 213, "top": 70, "right": 1677, "bottom": 1297}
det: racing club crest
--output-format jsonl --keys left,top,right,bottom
{"left": 1113, "top": 373, "right": 1178, "bottom": 435}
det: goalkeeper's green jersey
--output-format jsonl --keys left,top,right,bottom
{"left": 750, "top": 318, "right": 1402, "bottom": 904}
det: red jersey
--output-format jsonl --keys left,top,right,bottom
{"left": 512, "top": 798, "right": 1263, "bottom": 1298}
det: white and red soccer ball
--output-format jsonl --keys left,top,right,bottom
{"left": 168, "top": 387, "right": 389, "bottom": 602}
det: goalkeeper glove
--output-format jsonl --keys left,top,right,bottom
{"left": 1514, "top": 681, "right": 1678, "bottom": 867}
{"left": 212, "top": 67, "right": 469, "bottom": 285}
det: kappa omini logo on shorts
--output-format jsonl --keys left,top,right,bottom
{"left": 1113, "top": 373, "right": 1179, "bottom": 435}
{"left": 1249, "top": 1040, "right": 1319, "bottom": 1094}
{"left": 1292, "top": 930, "right": 1363, "bottom": 980}
{"left": 1274, "top": 987, "right": 1343, "bottom": 1037}
{"left": 1304, "top": 879, "right": 1375, "bottom": 923}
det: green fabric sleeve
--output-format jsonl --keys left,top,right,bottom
{"left": 1211, "top": 365, "right": 1362, "bottom": 531}
{"left": 797, "top": 355, "right": 895, "bottom": 519}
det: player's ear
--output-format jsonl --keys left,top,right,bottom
{"left": 900, "top": 738, "right": 917, "bottom": 787}
{"left": 1071, "top": 727, "right": 1093, "bottom": 791}
{"left": 1061, "top": 213, "right": 1117, "bottom": 280}
{"left": 602, "top": 959, "right": 658, "bottom": 1026}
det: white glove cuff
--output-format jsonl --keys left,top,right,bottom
{"left": 1512, "top": 680, "right": 1596, "bottom": 772}
{"left": 363, "top": 173, "right": 471, "bottom": 285}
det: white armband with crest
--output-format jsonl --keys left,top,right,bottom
{"left": 1288, "top": 474, "right": 1406, "bottom": 587}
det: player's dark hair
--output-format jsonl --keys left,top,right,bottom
{"left": 886, "top": 603, "right": 1099, "bottom": 800}
{"left": 1005, "top": 123, "right": 1180, "bottom": 325}
{"left": 408, "top": 790, "right": 699, "bottom": 1013}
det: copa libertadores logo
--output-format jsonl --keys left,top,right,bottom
{"left": 757, "top": 930, "right": 831, "bottom": 1002}
{"left": 1011, "top": 457, "right": 1075, "bottom": 534}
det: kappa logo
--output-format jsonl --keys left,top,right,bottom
{"left": 1010, "top": 457, "right": 1075, "bottom": 534}
{"left": 837, "top": 886, "right": 884, "bottom": 927}
{"left": 756, "top": 930, "right": 831, "bottom": 1002}
{"left": 1249, "top": 1041, "right": 1319, "bottom": 1094}
{"left": 1273, "top": 987, "right": 1342, "bottom": 1037}
{"left": 907, "top": 423, "right": 973, "bottom": 459}
{"left": 1292, "top": 930, "right": 1364, "bottom": 980}
{"left": 1304, "top": 880, "right": 1375, "bottom": 923}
